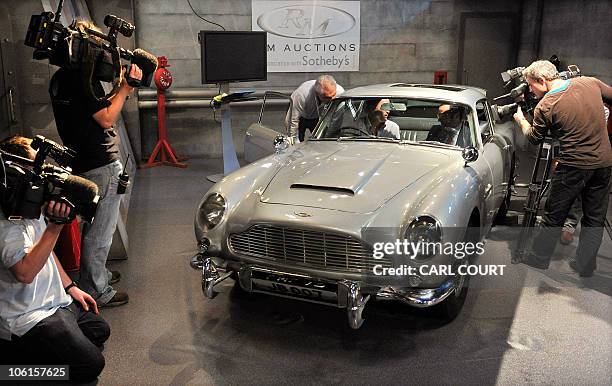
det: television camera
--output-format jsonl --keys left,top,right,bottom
{"left": 24, "top": 0, "right": 157, "bottom": 96}
{"left": 491, "top": 63, "right": 581, "bottom": 122}
{"left": 1, "top": 136, "right": 99, "bottom": 224}
{"left": 497, "top": 61, "right": 605, "bottom": 262}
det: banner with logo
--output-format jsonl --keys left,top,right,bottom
{"left": 252, "top": 0, "right": 360, "bottom": 72}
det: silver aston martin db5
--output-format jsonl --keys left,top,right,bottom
{"left": 191, "top": 84, "right": 516, "bottom": 329}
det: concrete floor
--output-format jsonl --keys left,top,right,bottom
{"left": 99, "top": 153, "right": 612, "bottom": 385}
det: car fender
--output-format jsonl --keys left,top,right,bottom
{"left": 194, "top": 151, "right": 294, "bottom": 242}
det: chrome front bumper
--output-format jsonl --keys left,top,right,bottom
{"left": 190, "top": 251, "right": 461, "bottom": 329}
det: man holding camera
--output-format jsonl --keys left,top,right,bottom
{"left": 0, "top": 136, "right": 110, "bottom": 382}
{"left": 49, "top": 20, "right": 143, "bottom": 307}
{"left": 513, "top": 60, "right": 612, "bottom": 276}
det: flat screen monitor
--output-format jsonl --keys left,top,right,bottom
{"left": 199, "top": 31, "right": 267, "bottom": 84}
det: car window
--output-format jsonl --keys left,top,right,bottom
{"left": 312, "top": 97, "right": 475, "bottom": 148}
{"left": 476, "top": 99, "right": 493, "bottom": 140}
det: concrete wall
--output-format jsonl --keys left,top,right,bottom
{"left": 6, "top": 0, "right": 56, "bottom": 141}
{"left": 538, "top": 0, "right": 611, "bottom": 83}
{"left": 135, "top": 0, "right": 522, "bottom": 159}
{"left": 4, "top": 0, "right": 611, "bottom": 160}
{"left": 517, "top": 0, "right": 611, "bottom": 84}
{"left": 2, "top": 0, "right": 141, "bottom": 155}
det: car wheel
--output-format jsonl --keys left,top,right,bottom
{"left": 230, "top": 279, "right": 259, "bottom": 300}
{"left": 227, "top": 271, "right": 255, "bottom": 298}
{"left": 434, "top": 268, "right": 469, "bottom": 320}
{"left": 433, "top": 223, "right": 477, "bottom": 320}
{"left": 495, "top": 154, "right": 515, "bottom": 223}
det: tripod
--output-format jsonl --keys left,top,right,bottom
{"left": 513, "top": 137, "right": 612, "bottom": 263}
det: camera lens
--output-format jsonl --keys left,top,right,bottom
{"left": 104, "top": 14, "right": 134, "bottom": 38}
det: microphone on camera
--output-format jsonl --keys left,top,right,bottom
{"left": 127, "top": 48, "right": 158, "bottom": 87}
{"left": 45, "top": 170, "right": 100, "bottom": 223}
{"left": 60, "top": 174, "right": 99, "bottom": 204}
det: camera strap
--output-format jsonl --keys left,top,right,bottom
{"left": 45, "top": 197, "right": 76, "bottom": 225}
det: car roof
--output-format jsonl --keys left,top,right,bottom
{"left": 339, "top": 83, "right": 488, "bottom": 105}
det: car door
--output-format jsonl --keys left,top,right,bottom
{"left": 478, "top": 99, "right": 507, "bottom": 220}
{"left": 244, "top": 91, "right": 292, "bottom": 163}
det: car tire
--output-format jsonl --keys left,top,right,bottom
{"left": 230, "top": 279, "right": 258, "bottom": 300}
{"left": 227, "top": 271, "right": 256, "bottom": 298}
{"left": 434, "top": 271, "right": 469, "bottom": 320}
{"left": 433, "top": 223, "right": 477, "bottom": 320}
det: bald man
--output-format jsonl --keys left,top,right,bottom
{"left": 286, "top": 75, "right": 344, "bottom": 142}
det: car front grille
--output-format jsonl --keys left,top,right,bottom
{"left": 228, "top": 224, "right": 391, "bottom": 273}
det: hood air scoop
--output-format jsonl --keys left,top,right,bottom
{"left": 290, "top": 184, "right": 355, "bottom": 196}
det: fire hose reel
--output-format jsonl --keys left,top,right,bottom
{"left": 154, "top": 56, "right": 172, "bottom": 90}
{"left": 142, "top": 56, "right": 186, "bottom": 169}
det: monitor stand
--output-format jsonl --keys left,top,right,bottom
{"left": 207, "top": 82, "right": 240, "bottom": 183}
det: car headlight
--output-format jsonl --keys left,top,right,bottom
{"left": 405, "top": 216, "right": 442, "bottom": 259}
{"left": 199, "top": 193, "right": 226, "bottom": 230}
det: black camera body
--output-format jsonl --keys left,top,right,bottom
{"left": 491, "top": 67, "right": 539, "bottom": 122}
{"left": 0, "top": 136, "right": 99, "bottom": 224}
{"left": 24, "top": 3, "right": 157, "bottom": 89}
{"left": 491, "top": 61, "right": 582, "bottom": 122}
{"left": 30, "top": 134, "right": 76, "bottom": 172}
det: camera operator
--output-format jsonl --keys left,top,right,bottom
{"left": 513, "top": 60, "right": 612, "bottom": 276}
{"left": 0, "top": 136, "right": 110, "bottom": 382}
{"left": 49, "top": 20, "right": 142, "bottom": 307}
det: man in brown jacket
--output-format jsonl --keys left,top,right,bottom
{"left": 513, "top": 60, "right": 612, "bottom": 276}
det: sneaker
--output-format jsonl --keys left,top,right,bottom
{"left": 109, "top": 270, "right": 121, "bottom": 285}
{"left": 569, "top": 260, "right": 594, "bottom": 278}
{"left": 560, "top": 228, "right": 574, "bottom": 245}
{"left": 99, "top": 292, "right": 129, "bottom": 308}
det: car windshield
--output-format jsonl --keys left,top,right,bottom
{"left": 311, "top": 97, "right": 476, "bottom": 148}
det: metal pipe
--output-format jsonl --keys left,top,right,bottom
{"left": 533, "top": 0, "right": 545, "bottom": 59}
{"left": 7, "top": 87, "right": 17, "bottom": 123}
{"left": 138, "top": 88, "right": 294, "bottom": 100}
{"left": 138, "top": 99, "right": 289, "bottom": 110}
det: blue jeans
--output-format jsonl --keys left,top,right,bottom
{"left": 79, "top": 160, "right": 123, "bottom": 304}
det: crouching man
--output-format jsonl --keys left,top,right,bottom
{"left": 0, "top": 136, "right": 110, "bottom": 382}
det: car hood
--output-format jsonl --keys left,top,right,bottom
{"left": 260, "top": 142, "right": 452, "bottom": 213}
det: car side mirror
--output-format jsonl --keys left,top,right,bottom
{"left": 462, "top": 146, "right": 478, "bottom": 166}
{"left": 274, "top": 135, "right": 289, "bottom": 153}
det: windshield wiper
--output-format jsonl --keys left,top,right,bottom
{"left": 337, "top": 136, "right": 367, "bottom": 141}
{"left": 367, "top": 137, "right": 399, "bottom": 142}
{"left": 337, "top": 136, "right": 399, "bottom": 142}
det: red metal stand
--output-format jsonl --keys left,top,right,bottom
{"left": 141, "top": 56, "right": 187, "bottom": 169}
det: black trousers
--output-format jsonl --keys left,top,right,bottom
{"left": 0, "top": 302, "right": 110, "bottom": 382}
{"left": 532, "top": 164, "right": 611, "bottom": 272}
{"left": 298, "top": 117, "right": 318, "bottom": 142}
